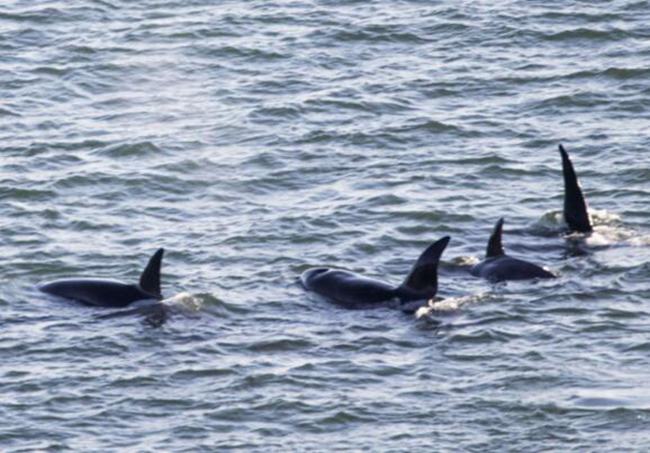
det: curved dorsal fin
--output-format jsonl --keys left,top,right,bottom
{"left": 559, "top": 144, "right": 592, "bottom": 233}
{"left": 139, "top": 248, "right": 164, "bottom": 298}
{"left": 486, "top": 218, "right": 505, "bottom": 258}
{"left": 400, "top": 236, "right": 450, "bottom": 297}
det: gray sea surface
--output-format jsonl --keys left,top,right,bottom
{"left": 1, "top": 1, "right": 650, "bottom": 451}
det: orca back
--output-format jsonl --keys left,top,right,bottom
{"left": 301, "top": 268, "right": 397, "bottom": 308}
{"left": 472, "top": 218, "right": 556, "bottom": 282}
{"left": 472, "top": 256, "right": 555, "bottom": 282}
{"left": 39, "top": 279, "right": 156, "bottom": 308}
{"left": 39, "top": 248, "right": 166, "bottom": 308}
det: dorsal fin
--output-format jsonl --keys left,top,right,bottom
{"left": 139, "top": 248, "right": 164, "bottom": 298}
{"left": 486, "top": 218, "right": 505, "bottom": 258}
{"left": 559, "top": 144, "right": 592, "bottom": 233}
{"left": 400, "top": 236, "right": 450, "bottom": 298}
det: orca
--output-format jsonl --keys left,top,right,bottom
{"left": 471, "top": 218, "right": 555, "bottom": 282}
{"left": 39, "top": 248, "right": 164, "bottom": 308}
{"left": 559, "top": 144, "right": 592, "bottom": 233}
{"left": 301, "top": 236, "right": 450, "bottom": 311}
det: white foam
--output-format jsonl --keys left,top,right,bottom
{"left": 415, "top": 293, "right": 488, "bottom": 319}
{"left": 162, "top": 292, "right": 203, "bottom": 313}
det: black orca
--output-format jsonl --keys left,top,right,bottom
{"left": 559, "top": 144, "right": 592, "bottom": 233}
{"left": 471, "top": 218, "right": 555, "bottom": 282}
{"left": 301, "top": 236, "right": 450, "bottom": 310}
{"left": 39, "top": 248, "right": 164, "bottom": 308}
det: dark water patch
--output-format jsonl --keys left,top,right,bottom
{"left": 567, "top": 66, "right": 650, "bottom": 81}
{"left": 296, "top": 128, "right": 407, "bottom": 147}
{"left": 0, "top": 186, "right": 56, "bottom": 201}
{"left": 50, "top": 173, "right": 132, "bottom": 190}
{"left": 186, "top": 24, "right": 246, "bottom": 39}
{"left": 389, "top": 118, "right": 465, "bottom": 135}
{"left": 0, "top": 8, "right": 73, "bottom": 25}
{"left": 169, "top": 367, "right": 235, "bottom": 382}
{"left": 198, "top": 45, "right": 289, "bottom": 62}
{"left": 247, "top": 337, "right": 316, "bottom": 353}
{"left": 313, "top": 408, "right": 377, "bottom": 426}
{"left": 30, "top": 65, "right": 72, "bottom": 77}
{"left": 303, "top": 94, "right": 379, "bottom": 114}
{"left": 248, "top": 105, "right": 304, "bottom": 123}
{"left": 328, "top": 27, "right": 429, "bottom": 45}
{"left": 622, "top": 342, "right": 650, "bottom": 353}
{"left": 436, "top": 154, "right": 513, "bottom": 165}
{"left": 246, "top": 76, "right": 315, "bottom": 95}
{"left": 446, "top": 328, "right": 517, "bottom": 346}
{"left": 0, "top": 106, "right": 21, "bottom": 117}
{"left": 363, "top": 193, "right": 408, "bottom": 208}
{"left": 97, "top": 141, "right": 164, "bottom": 159}
{"left": 544, "top": 27, "right": 632, "bottom": 42}
{"left": 1, "top": 75, "right": 45, "bottom": 91}
{"left": 531, "top": 92, "right": 613, "bottom": 111}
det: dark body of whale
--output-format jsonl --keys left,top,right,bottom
{"left": 301, "top": 236, "right": 450, "bottom": 310}
{"left": 39, "top": 248, "right": 164, "bottom": 308}
{"left": 471, "top": 219, "right": 555, "bottom": 282}
{"left": 560, "top": 144, "right": 592, "bottom": 233}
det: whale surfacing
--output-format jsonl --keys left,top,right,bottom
{"left": 471, "top": 218, "right": 555, "bottom": 282}
{"left": 301, "top": 236, "right": 450, "bottom": 310}
{"left": 39, "top": 248, "right": 164, "bottom": 308}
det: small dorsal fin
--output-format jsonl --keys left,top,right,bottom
{"left": 559, "top": 144, "right": 592, "bottom": 233}
{"left": 400, "top": 236, "right": 450, "bottom": 298}
{"left": 139, "top": 248, "right": 164, "bottom": 298}
{"left": 486, "top": 218, "right": 505, "bottom": 258}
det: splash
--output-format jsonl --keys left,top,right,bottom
{"left": 530, "top": 210, "right": 565, "bottom": 235}
{"left": 590, "top": 208, "right": 621, "bottom": 225}
{"left": 415, "top": 293, "right": 489, "bottom": 319}
{"left": 450, "top": 255, "right": 479, "bottom": 266}
{"left": 585, "top": 210, "right": 642, "bottom": 246}
{"left": 535, "top": 209, "right": 648, "bottom": 246}
{"left": 162, "top": 292, "right": 203, "bottom": 313}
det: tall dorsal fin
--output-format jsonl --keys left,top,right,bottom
{"left": 400, "top": 236, "right": 450, "bottom": 298}
{"left": 559, "top": 144, "right": 592, "bottom": 233}
{"left": 139, "top": 248, "right": 164, "bottom": 298}
{"left": 486, "top": 218, "right": 505, "bottom": 258}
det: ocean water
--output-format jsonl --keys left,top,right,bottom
{"left": 1, "top": 1, "right": 650, "bottom": 451}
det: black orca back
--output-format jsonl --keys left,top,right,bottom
{"left": 301, "top": 236, "right": 450, "bottom": 310}
{"left": 39, "top": 248, "right": 165, "bottom": 308}
{"left": 471, "top": 218, "right": 556, "bottom": 282}
{"left": 472, "top": 256, "right": 555, "bottom": 282}
{"left": 301, "top": 268, "right": 397, "bottom": 308}
{"left": 39, "top": 279, "right": 155, "bottom": 308}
